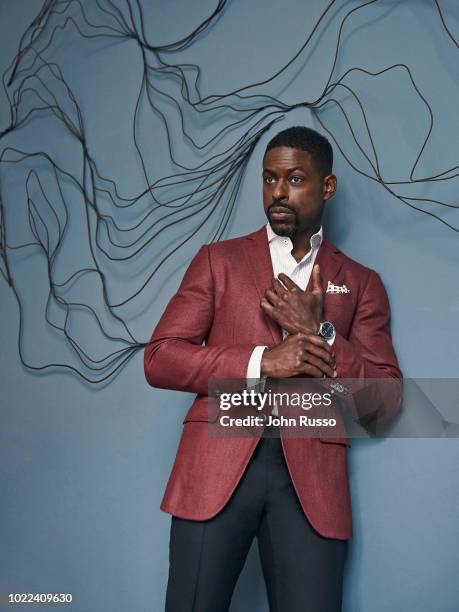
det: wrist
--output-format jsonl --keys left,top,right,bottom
{"left": 299, "top": 321, "right": 320, "bottom": 335}
{"left": 261, "top": 347, "right": 280, "bottom": 378}
{"left": 260, "top": 348, "right": 271, "bottom": 377}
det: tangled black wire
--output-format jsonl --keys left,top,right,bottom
{"left": 0, "top": 0, "right": 457, "bottom": 383}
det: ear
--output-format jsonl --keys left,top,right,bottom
{"left": 322, "top": 174, "right": 337, "bottom": 201}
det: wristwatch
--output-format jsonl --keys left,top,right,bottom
{"left": 317, "top": 320, "right": 335, "bottom": 341}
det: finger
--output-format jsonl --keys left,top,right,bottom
{"left": 303, "top": 352, "right": 336, "bottom": 378}
{"left": 300, "top": 333, "right": 333, "bottom": 352}
{"left": 272, "top": 278, "right": 289, "bottom": 298}
{"left": 264, "top": 288, "right": 282, "bottom": 306}
{"left": 302, "top": 340, "right": 336, "bottom": 364}
{"left": 260, "top": 298, "right": 275, "bottom": 316}
{"left": 306, "top": 351, "right": 337, "bottom": 378}
{"left": 303, "top": 342, "right": 335, "bottom": 367}
{"left": 262, "top": 299, "right": 295, "bottom": 330}
{"left": 312, "top": 264, "right": 323, "bottom": 294}
{"left": 304, "top": 345, "right": 335, "bottom": 367}
{"left": 300, "top": 363, "right": 326, "bottom": 378}
{"left": 277, "top": 273, "right": 301, "bottom": 292}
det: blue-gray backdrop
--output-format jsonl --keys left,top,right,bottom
{"left": 1, "top": 1, "right": 458, "bottom": 611}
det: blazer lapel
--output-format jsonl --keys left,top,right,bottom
{"left": 243, "top": 226, "right": 283, "bottom": 344}
{"left": 306, "top": 239, "right": 343, "bottom": 294}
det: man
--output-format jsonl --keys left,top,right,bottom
{"left": 144, "top": 126, "right": 402, "bottom": 611}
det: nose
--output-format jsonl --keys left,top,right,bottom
{"left": 273, "top": 179, "right": 288, "bottom": 201}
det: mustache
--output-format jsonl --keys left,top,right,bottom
{"left": 267, "top": 202, "right": 296, "bottom": 215}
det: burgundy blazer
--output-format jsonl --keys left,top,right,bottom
{"left": 144, "top": 226, "right": 402, "bottom": 540}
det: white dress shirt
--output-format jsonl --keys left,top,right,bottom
{"left": 246, "top": 223, "right": 335, "bottom": 387}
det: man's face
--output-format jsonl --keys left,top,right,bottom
{"left": 262, "top": 146, "right": 336, "bottom": 237}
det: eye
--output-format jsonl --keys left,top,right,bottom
{"left": 264, "top": 175, "right": 275, "bottom": 184}
{"left": 290, "top": 175, "right": 303, "bottom": 184}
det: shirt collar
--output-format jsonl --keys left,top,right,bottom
{"left": 266, "top": 222, "right": 323, "bottom": 252}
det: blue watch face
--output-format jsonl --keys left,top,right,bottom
{"left": 320, "top": 321, "right": 335, "bottom": 339}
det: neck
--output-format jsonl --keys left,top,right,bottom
{"left": 290, "top": 224, "right": 321, "bottom": 263}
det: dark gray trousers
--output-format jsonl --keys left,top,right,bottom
{"left": 165, "top": 433, "right": 347, "bottom": 612}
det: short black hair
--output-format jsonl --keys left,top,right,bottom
{"left": 264, "top": 126, "right": 333, "bottom": 176}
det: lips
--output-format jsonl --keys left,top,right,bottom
{"left": 269, "top": 206, "right": 294, "bottom": 221}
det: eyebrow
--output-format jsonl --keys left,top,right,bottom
{"left": 263, "top": 166, "right": 305, "bottom": 173}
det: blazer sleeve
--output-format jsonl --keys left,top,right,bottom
{"left": 143, "top": 244, "right": 257, "bottom": 396}
{"left": 332, "top": 270, "right": 403, "bottom": 427}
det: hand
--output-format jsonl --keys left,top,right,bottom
{"left": 260, "top": 332, "right": 337, "bottom": 379}
{"left": 261, "top": 266, "right": 324, "bottom": 334}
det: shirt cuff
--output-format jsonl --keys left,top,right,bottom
{"left": 246, "top": 345, "right": 268, "bottom": 387}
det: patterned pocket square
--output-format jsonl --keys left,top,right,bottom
{"left": 326, "top": 281, "right": 351, "bottom": 294}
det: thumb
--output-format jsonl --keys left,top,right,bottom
{"left": 312, "top": 264, "right": 323, "bottom": 294}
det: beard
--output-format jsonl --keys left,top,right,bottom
{"left": 269, "top": 221, "right": 297, "bottom": 237}
{"left": 267, "top": 202, "right": 298, "bottom": 237}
